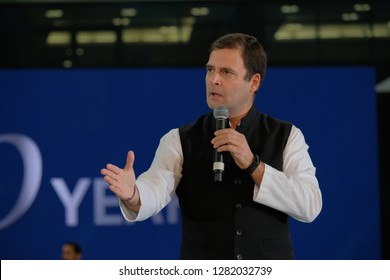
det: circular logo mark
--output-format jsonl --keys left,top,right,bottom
{"left": 0, "top": 134, "right": 42, "bottom": 230}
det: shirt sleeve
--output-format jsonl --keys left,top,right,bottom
{"left": 120, "top": 128, "right": 183, "bottom": 222}
{"left": 253, "top": 125, "right": 322, "bottom": 223}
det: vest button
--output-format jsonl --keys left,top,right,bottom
{"left": 234, "top": 178, "right": 242, "bottom": 185}
{"left": 236, "top": 228, "right": 243, "bottom": 236}
{"left": 236, "top": 253, "right": 243, "bottom": 260}
{"left": 235, "top": 203, "right": 242, "bottom": 210}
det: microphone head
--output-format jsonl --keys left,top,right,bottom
{"left": 213, "top": 106, "right": 229, "bottom": 120}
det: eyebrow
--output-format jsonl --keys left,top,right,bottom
{"left": 205, "top": 64, "right": 236, "bottom": 73}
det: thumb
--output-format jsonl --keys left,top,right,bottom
{"left": 124, "top": 150, "right": 135, "bottom": 172}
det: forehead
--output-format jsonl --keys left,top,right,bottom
{"left": 207, "top": 48, "right": 244, "bottom": 69}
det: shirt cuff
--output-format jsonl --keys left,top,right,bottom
{"left": 253, "top": 163, "right": 277, "bottom": 204}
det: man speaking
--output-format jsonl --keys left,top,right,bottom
{"left": 101, "top": 33, "right": 322, "bottom": 260}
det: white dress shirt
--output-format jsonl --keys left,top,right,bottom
{"left": 120, "top": 125, "right": 322, "bottom": 223}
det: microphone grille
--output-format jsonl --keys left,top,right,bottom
{"left": 213, "top": 106, "right": 229, "bottom": 119}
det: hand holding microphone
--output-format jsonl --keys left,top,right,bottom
{"left": 212, "top": 107, "right": 258, "bottom": 181}
{"left": 212, "top": 106, "right": 229, "bottom": 182}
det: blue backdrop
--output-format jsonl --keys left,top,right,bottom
{"left": 0, "top": 67, "right": 380, "bottom": 259}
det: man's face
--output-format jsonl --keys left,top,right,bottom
{"left": 205, "top": 48, "right": 259, "bottom": 118}
{"left": 62, "top": 244, "right": 81, "bottom": 260}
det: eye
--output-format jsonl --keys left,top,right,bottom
{"left": 222, "top": 69, "right": 234, "bottom": 76}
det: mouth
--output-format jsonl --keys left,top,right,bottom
{"left": 210, "top": 92, "right": 223, "bottom": 97}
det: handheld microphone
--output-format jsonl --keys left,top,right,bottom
{"left": 213, "top": 106, "right": 229, "bottom": 182}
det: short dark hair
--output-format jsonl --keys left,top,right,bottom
{"left": 64, "top": 242, "right": 82, "bottom": 254}
{"left": 209, "top": 33, "right": 267, "bottom": 84}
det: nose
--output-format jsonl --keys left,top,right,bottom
{"left": 210, "top": 72, "right": 222, "bottom": 86}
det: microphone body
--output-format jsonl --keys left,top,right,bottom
{"left": 213, "top": 106, "right": 229, "bottom": 182}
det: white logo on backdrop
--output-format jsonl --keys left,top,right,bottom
{"left": 0, "top": 133, "right": 179, "bottom": 229}
{"left": 0, "top": 134, "right": 42, "bottom": 230}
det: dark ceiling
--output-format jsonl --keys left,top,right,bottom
{"left": 1, "top": 0, "right": 390, "bottom": 82}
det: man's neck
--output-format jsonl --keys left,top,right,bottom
{"left": 229, "top": 111, "right": 249, "bottom": 129}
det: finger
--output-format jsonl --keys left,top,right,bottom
{"left": 211, "top": 132, "right": 226, "bottom": 146}
{"left": 212, "top": 137, "right": 227, "bottom": 149}
{"left": 100, "top": 168, "right": 117, "bottom": 178}
{"left": 211, "top": 134, "right": 226, "bottom": 145}
{"left": 109, "top": 184, "right": 120, "bottom": 196}
{"left": 213, "top": 141, "right": 225, "bottom": 149}
{"left": 213, "top": 129, "right": 239, "bottom": 141}
{"left": 100, "top": 168, "right": 118, "bottom": 180}
{"left": 212, "top": 133, "right": 235, "bottom": 148}
{"left": 216, "top": 144, "right": 232, "bottom": 153}
{"left": 214, "top": 128, "right": 233, "bottom": 135}
{"left": 124, "top": 150, "right": 135, "bottom": 172}
{"left": 103, "top": 175, "right": 118, "bottom": 186}
{"left": 106, "top": 163, "right": 122, "bottom": 174}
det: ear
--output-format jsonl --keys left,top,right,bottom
{"left": 250, "top": 73, "right": 261, "bottom": 93}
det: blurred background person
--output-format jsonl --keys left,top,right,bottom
{"left": 62, "top": 242, "right": 82, "bottom": 260}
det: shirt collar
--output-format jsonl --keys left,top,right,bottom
{"left": 235, "top": 105, "right": 257, "bottom": 134}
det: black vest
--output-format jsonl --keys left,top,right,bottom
{"left": 177, "top": 106, "right": 293, "bottom": 260}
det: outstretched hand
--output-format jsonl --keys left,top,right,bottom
{"left": 100, "top": 151, "right": 139, "bottom": 208}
